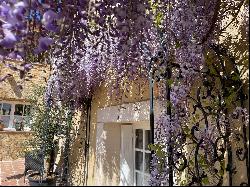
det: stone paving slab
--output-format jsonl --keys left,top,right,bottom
{"left": 0, "top": 159, "right": 29, "bottom": 186}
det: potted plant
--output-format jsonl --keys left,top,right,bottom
{"left": 24, "top": 141, "right": 59, "bottom": 186}
{"left": 27, "top": 172, "right": 57, "bottom": 186}
{"left": 14, "top": 120, "right": 24, "bottom": 131}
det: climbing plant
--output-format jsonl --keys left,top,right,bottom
{"left": 0, "top": 0, "right": 249, "bottom": 186}
{"left": 25, "top": 85, "right": 75, "bottom": 182}
{"left": 150, "top": 43, "right": 249, "bottom": 186}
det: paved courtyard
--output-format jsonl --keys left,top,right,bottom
{"left": 0, "top": 159, "right": 29, "bottom": 186}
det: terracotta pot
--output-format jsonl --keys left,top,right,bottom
{"left": 27, "top": 173, "right": 56, "bottom": 186}
{"left": 0, "top": 123, "right": 4, "bottom": 131}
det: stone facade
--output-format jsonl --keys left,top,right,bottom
{"left": 0, "top": 131, "right": 33, "bottom": 161}
{"left": 0, "top": 60, "right": 49, "bottom": 101}
{"left": 65, "top": 79, "right": 157, "bottom": 186}
{"left": 66, "top": 76, "right": 249, "bottom": 186}
{"left": 0, "top": 60, "right": 49, "bottom": 160}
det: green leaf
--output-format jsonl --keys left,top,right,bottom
{"left": 195, "top": 113, "right": 200, "bottom": 119}
{"left": 148, "top": 143, "right": 160, "bottom": 151}
{"left": 175, "top": 41, "right": 181, "bottom": 49}
{"left": 166, "top": 100, "right": 172, "bottom": 108}
{"left": 190, "top": 159, "right": 194, "bottom": 165}
{"left": 148, "top": 143, "right": 165, "bottom": 158}
{"left": 231, "top": 74, "right": 240, "bottom": 81}
{"left": 166, "top": 78, "right": 174, "bottom": 86}
{"left": 210, "top": 67, "right": 217, "bottom": 75}
{"left": 202, "top": 177, "right": 209, "bottom": 185}
{"left": 186, "top": 133, "right": 192, "bottom": 139}
{"left": 183, "top": 126, "right": 189, "bottom": 134}
{"left": 155, "top": 12, "right": 163, "bottom": 27}
{"left": 180, "top": 180, "right": 187, "bottom": 186}
{"left": 225, "top": 92, "right": 237, "bottom": 106}
{"left": 156, "top": 150, "right": 165, "bottom": 158}
{"left": 219, "top": 169, "right": 224, "bottom": 176}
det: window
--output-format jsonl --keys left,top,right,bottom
{"left": 0, "top": 101, "right": 31, "bottom": 131}
{"left": 0, "top": 103, "right": 11, "bottom": 128}
{"left": 134, "top": 125, "right": 152, "bottom": 186}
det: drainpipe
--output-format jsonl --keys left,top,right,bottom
{"left": 149, "top": 58, "right": 155, "bottom": 176}
{"left": 149, "top": 60, "right": 155, "bottom": 147}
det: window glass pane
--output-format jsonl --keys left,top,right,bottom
{"left": 135, "top": 129, "right": 143, "bottom": 149}
{"left": 24, "top": 105, "right": 31, "bottom": 116}
{"left": 144, "top": 175, "right": 150, "bottom": 186}
{"left": 145, "top": 153, "right": 151, "bottom": 174}
{"left": 14, "top": 116, "right": 23, "bottom": 123}
{"left": 136, "top": 172, "right": 143, "bottom": 186}
{"left": 135, "top": 151, "right": 143, "bottom": 171}
{"left": 14, "top": 116, "right": 24, "bottom": 131}
{"left": 145, "top": 130, "right": 152, "bottom": 150}
{"left": 2, "top": 103, "right": 11, "bottom": 115}
{"left": 0, "top": 116, "right": 10, "bottom": 128}
{"left": 23, "top": 116, "right": 31, "bottom": 128}
{"left": 14, "top": 104, "right": 24, "bottom": 115}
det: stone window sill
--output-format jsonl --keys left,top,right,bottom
{"left": 0, "top": 128, "right": 34, "bottom": 133}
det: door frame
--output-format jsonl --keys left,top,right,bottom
{"left": 120, "top": 124, "right": 134, "bottom": 186}
{"left": 96, "top": 100, "right": 160, "bottom": 186}
{"left": 120, "top": 122, "right": 151, "bottom": 186}
{"left": 133, "top": 123, "right": 151, "bottom": 186}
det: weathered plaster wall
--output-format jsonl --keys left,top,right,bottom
{"left": 67, "top": 74, "right": 249, "bottom": 186}
{"left": 67, "top": 79, "right": 159, "bottom": 186}
{"left": 95, "top": 123, "right": 121, "bottom": 186}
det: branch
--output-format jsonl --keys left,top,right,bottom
{"left": 218, "top": 0, "right": 246, "bottom": 34}
{"left": 201, "top": 0, "right": 221, "bottom": 44}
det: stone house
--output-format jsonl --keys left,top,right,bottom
{"left": 59, "top": 13, "right": 249, "bottom": 183}
{"left": 63, "top": 71, "right": 248, "bottom": 186}
{"left": 0, "top": 59, "right": 49, "bottom": 160}
{"left": 62, "top": 8, "right": 249, "bottom": 186}
{"left": 0, "top": 7, "right": 247, "bottom": 186}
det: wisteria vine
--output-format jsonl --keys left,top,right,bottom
{"left": 0, "top": 0, "right": 249, "bottom": 185}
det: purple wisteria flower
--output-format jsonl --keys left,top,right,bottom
{"left": 42, "top": 10, "right": 60, "bottom": 32}
{"left": 34, "top": 37, "right": 54, "bottom": 54}
{"left": 0, "top": 29, "right": 17, "bottom": 48}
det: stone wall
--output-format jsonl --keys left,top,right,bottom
{"left": 0, "top": 131, "right": 34, "bottom": 161}
{"left": 0, "top": 60, "right": 48, "bottom": 161}
{"left": 0, "top": 60, "right": 49, "bottom": 101}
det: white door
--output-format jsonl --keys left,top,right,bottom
{"left": 134, "top": 124, "right": 151, "bottom": 186}
{"left": 120, "top": 125, "right": 134, "bottom": 186}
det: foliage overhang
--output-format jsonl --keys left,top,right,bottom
{"left": 0, "top": 0, "right": 249, "bottom": 185}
